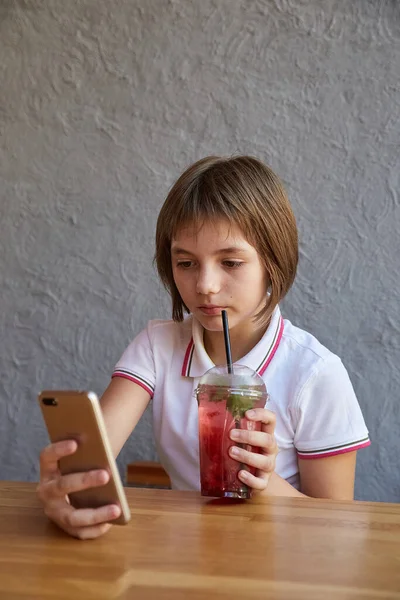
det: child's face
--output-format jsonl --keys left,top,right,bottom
{"left": 171, "top": 219, "right": 269, "bottom": 336}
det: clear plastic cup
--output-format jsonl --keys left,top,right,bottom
{"left": 196, "top": 364, "right": 268, "bottom": 499}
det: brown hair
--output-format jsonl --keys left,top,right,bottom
{"left": 155, "top": 155, "right": 298, "bottom": 325}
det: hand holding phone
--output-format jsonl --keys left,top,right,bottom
{"left": 37, "top": 390, "right": 131, "bottom": 538}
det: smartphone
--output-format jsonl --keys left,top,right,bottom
{"left": 38, "top": 390, "right": 131, "bottom": 525}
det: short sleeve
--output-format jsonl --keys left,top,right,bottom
{"left": 112, "top": 324, "right": 156, "bottom": 398}
{"left": 294, "top": 356, "right": 370, "bottom": 459}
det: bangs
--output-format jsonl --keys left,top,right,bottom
{"left": 169, "top": 177, "right": 254, "bottom": 243}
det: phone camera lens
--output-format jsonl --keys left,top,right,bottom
{"left": 42, "top": 398, "right": 58, "bottom": 406}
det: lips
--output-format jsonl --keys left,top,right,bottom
{"left": 198, "top": 305, "right": 225, "bottom": 316}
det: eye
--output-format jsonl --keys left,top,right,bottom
{"left": 176, "top": 261, "right": 194, "bottom": 269}
{"left": 223, "top": 260, "right": 244, "bottom": 268}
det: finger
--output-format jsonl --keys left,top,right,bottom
{"left": 237, "top": 469, "right": 267, "bottom": 491}
{"left": 45, "top": 469, "right": 110, "bottom": 499}
{"left": 245, "top": 408, "right": 276, "bottom": 435}
{"left": 74, "top": 523, "right": 113, "bottom": 540}
{"left": 56, "top": 503, "right": 121, "bottom": 530}
{"left": 230, "top": 428, "right": 275, "bottom": 449}
{"left": 39, "top": 440, "right": 78, "bottom": 479}
{"left": 229, "top": 445, "right": 276, "bottom": 472}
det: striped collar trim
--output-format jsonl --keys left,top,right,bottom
{"left": 181, "top": 338, "right": 195, "bottom": 377}
{"left": 181, "top": 311, "right": 284, "bottom": 378}
{"left": 257, "top": 315, "right": 284, "bottom": 375}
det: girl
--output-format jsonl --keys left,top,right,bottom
{"left": 38, "top": 155, "right": 370, "bottom": 539}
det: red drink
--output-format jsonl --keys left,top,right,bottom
{"left": 196, "top": 366, "right": 268, "bottom": 499}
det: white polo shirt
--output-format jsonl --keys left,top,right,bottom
{"left": 113, "top": 306, "right": 370, "bottom": 491}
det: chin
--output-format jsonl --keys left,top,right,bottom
{"left": 202, "top": 323, "right": 224, "bottom": 332}
{"left": 195, "top": 314, "right": 225, "bottom": 331}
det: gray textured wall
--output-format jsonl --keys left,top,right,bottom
{"left": 1, "top": 0, "right": 399, "bottom": 501}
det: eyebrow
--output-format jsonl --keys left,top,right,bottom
{"left": 171, "top": 246, "right": 248, "bottom": 256}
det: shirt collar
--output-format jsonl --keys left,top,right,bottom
{"left": 181, "top": 306, "right": 284, "bottom": 378}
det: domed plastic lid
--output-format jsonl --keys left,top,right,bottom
{"left": 196, "top": 364, "right": 268, "bottom": 416}
{"left": 198, "top": 364, "right": 265, "bottom": 388}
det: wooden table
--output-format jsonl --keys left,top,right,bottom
{"left": 1, "top": 482, "right": 400, "bottom": 599}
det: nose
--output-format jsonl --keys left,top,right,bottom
{"left": 196, "top": 265, "right": 221, "bottom": 296}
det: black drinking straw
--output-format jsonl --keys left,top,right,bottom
{"left": 221, "top": 310, "right": 233, "bottom": 374}
{"left": 222, "top": 310, "right": 247, "bottom": 496}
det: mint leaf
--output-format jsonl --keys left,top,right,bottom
{"left": 226, "top": 393, "right": 255, "bottom": 420}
